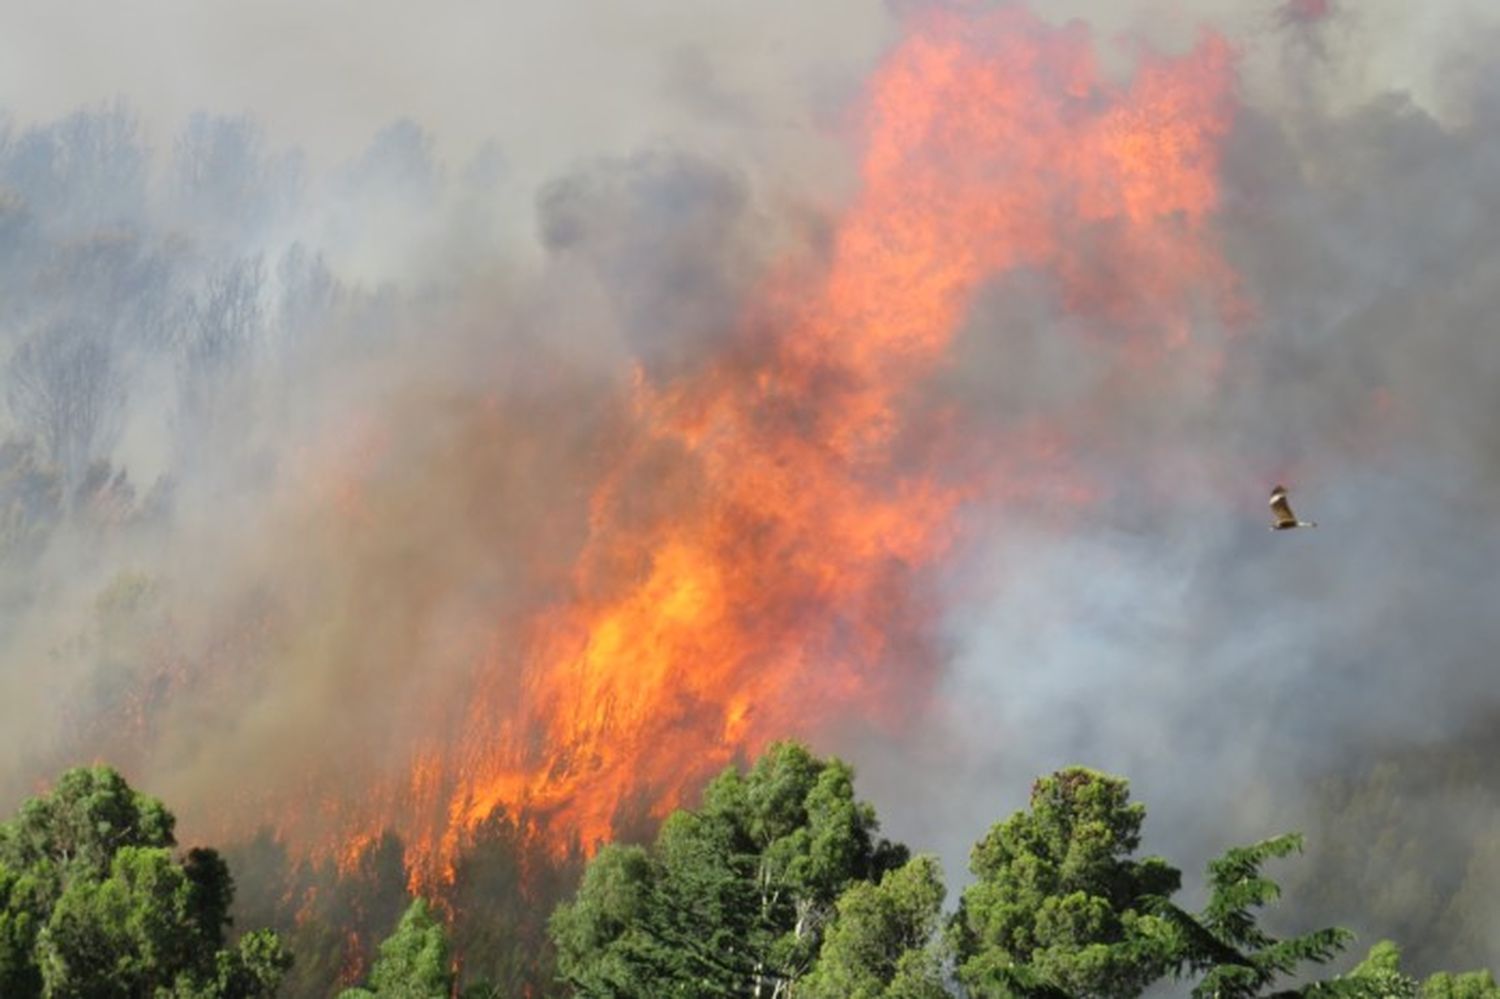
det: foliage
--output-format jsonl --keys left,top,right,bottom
{"left": 0, "top": 861, "right": 43, "bottom": 997}
{"left": 339, "top": 899, "right": 454, "bottom": 999}
{"left": 548, "top": 843, "right": 661, "bottom": 998}
{"left": 1333, "top": 940, "right": 1421, "bottom": 998}
{"left": 800, "top": 854, "right": 949, "bottom": 999}
{"left": 551, "top": 758, "right": 1500, "bottom": 999}
{"left": 1423, "top": 969, "right": 1500, "bottom": 999}
{"left": 222, "top": 819, "right": 573, "bottom": 999}
{"left": 1153, "top": 833, "right": 1355, "bottom": 999}
{"left": 950, "top": 767, "right": 1182, "bottom": 998}
{"left": 0, "top": 764, "right": 176, "bottom": 886}
{"left": 249, "top": 831, "right": 410, "bottom": 999}
{"left": 0, "top": 765, "right": 289, "bottom": 998}
{"left": 550, "top": 740, "right": 907, "bottom": 998}
{"left": 5, "top": 758, "right": 1500, "bottom": 999}
{"left": 170, "top": 929, "right": 295, "bottom": 999}
{"left": 1316, "top": 941, "right": 1500, "bottom": 999}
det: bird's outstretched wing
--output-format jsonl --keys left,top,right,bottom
{"left": 1269, "top": 485, "right": 1303, "bottom": 529}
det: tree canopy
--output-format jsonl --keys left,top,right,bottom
{"left": 339, "top": 899, "right": 453, "bottom": 999}
{"left": 0, "top": 765, "right": 290, "bottom": 999}
{"left": 1154, "top": 833, "right": 1355, "bottom": 999}
{"left": 949, "top": 767, "right": 1182, "bottom": 998}
{"left": 546, "top": 751, "right": 1500, "bottom": 999}
{"left": 800, "top": 854, "right": 949, "bottom": 999}
{"left": 549, "top": 740, "right": 907, "bottom": 998}
{"left": 6, "top": 750, "right": 1497, "bottom": 999}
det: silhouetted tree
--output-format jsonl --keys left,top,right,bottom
{"left": 5, "top": 317, "right": 125, "bottom": 495}
{"left": 0, "top": 104, "right": 147, "bottom": 233}
{"left": 450, "top": 809, "right": 577, "bottom": 997}
{"left": 176, "top": 254, "right": 264, "bottom": 456}
{"left": 171, "top": 113, "right": 301, "bottom": 241}
{"left": 0, "top": 436, "right": 62, "bottom": 567}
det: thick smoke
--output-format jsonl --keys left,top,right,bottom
{"left": 852, "top": 0, "right": 1500, "bottom": 976}
{"left": 3, "top": 0, "right": 1500, "bottom": 986}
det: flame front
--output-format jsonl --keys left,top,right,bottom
{"left": 153, "top": 6, "right": 1239, "bottom": 888}
{"left": 364, "top": 6, "right": 1240, "bottom": 884}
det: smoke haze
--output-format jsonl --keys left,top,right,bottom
{"left": 3, "top": 0, "right": 1500, "bottom": 982}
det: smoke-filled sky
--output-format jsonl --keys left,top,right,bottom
{"left": 3, "top": 1, "right": 1493, "bottom": 194}
{"left": 4, "top": 0, "right": 1500, "bottom": 978}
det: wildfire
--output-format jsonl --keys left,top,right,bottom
{"left": 149, "top": 5, "right": 1240, "bottom": 891}
{"left": 371, "top": 5, "right": 1237, "bottom": 885}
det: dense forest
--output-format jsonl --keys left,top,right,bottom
{"left": 2, "top": 745, "right": 1497, "bottom": 998}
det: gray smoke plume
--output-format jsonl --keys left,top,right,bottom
{"left": 851, "top": 0, "right": 1500, "bottom": 978}
{"left": 2, "top": 0, "right": 1500, "bottom": 987}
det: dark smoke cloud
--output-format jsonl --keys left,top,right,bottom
{"left": 535, "top": 151, "right": 761, "bottom": 381}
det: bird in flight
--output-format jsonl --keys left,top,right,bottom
{"left": 1269, "top": 485, "right": 1316, "bottom": 530}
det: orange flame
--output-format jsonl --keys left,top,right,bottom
{"left": 354, "top": 6, "right": 1241, "bottom": 885}
{"left": 171, "top": 6, "right": 1239, "bottom": 890}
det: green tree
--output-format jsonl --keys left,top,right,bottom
{"left": 1336, "top": 940, "right": 1419, "bottom": 998}
{"left": 949, "top": 767, "right": 1182, "bottom": 999}
{"left": 339, "top": 898, "right": 454, "bottom": 999}
{"left": 37, "top": 846, "right": 205, "bottom": 998}
{"left": 801, "top": 854, "right": 950, "bottom": 999}
{"left": 1424, "top": 969, "right": 1500, "bottom": 999}
{"left": 549, "top": 741, "right": 907, "bottom": 998}
{"left": 169, "top": 930, "right": 295, "bottom": 999}
{"left": 1327, "top": 940, "right": 1500, "bottom": 999}
{"left": 1154, "top": 834, "right": 1356, "bottom": 999}
{"left": 0, "top": 765, "right": 175, "bottom": 893}
{"left": 0, "top": 860, "right": 43, "bottom": 997}
{"left": 0, "top": 765, "right": 289, "bottom": 999}
{"left": 548, "top": 843, "right": 665, "bottom": 998}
